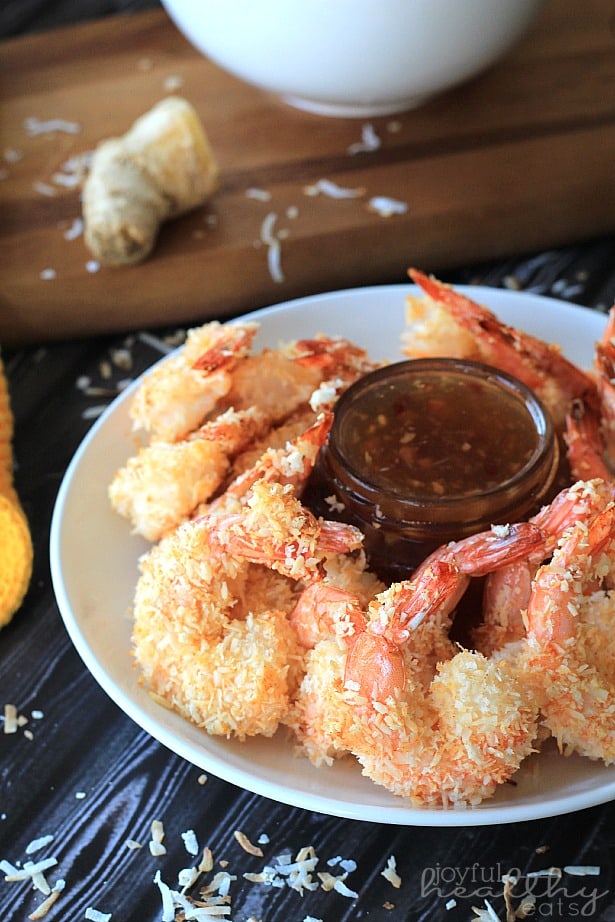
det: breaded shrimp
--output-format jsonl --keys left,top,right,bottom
{"left": 109, "top": 407, "right": 270, "bottom": 541}
{"left": 130, "top": 321, "right": 260, "bottom": 441}
{"left": 523, "top": 502, "right": 615, "bottom": 763}
{"left": 132, "top": 416, "right": 366, "bottom": 740}
{"left": 405, "top": 269, "right": 598, "bottom": 432}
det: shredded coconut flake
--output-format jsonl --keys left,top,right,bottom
{"left": 149, "top": 819, "right": 167, "bottom": 856}
{"left": 40, "top": 268, "right": 57, "bottom": 281}
{"left": 84, "top": 909, "right": 112, "bottom": 922}
{"left": 3, "top": 703, "right": 18, "bottom": 733}
{"left": 24, "top": 116, "right": 81, "bottom": 136}
{"left": 245, "top": 187, "right": 272, "bottom": 202}
{"left": 347, "top": 123, "right": 381, "bottom": 155}
{"left": 63, "top": 217, "right": 84, "bottom": 241}
{"left": 303, "top": 178, "right": 365, "bottom": 199}
{"left": 563, "top": 865, "right": 600, "bottom": 876}
{"left": 381, "top": 855, "right": 401, "bottom": 889}
{"left": 259, "top": 212, "right": 285, "bottom": 283}
{"left": 234, "top": 830, "right": 264, "bottom": 857}
{"left": 368, "top": 196, "right": 408, "bottom": 217}
{"left": 182, "top": 829, "right": 199, "bottom": 857}
{"left": 27, "top": 880, "right": 65, "bottom": 920}
{"left": 26, "top": 835, "right": 54, "bottom": 855}
{"left": 33, "top": 181, "right": 58, "bottom": 197}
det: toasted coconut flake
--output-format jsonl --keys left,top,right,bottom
{"left": 234, "top": 830, "right": 264, "bottom": 857}
{"left": 381, "top": 855, "right": 401, "bottom": 888}
{"left": 3, "top": 703, "right": 18, "bottom": 733}
{"left": 4, "top": 857, "right": 58, "bottom": 894}
{"left": 28, "top": 880, "right": 65, "bottom": 920}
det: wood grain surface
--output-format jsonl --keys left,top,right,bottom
{"left": 1, "top": 0, "right": 615, "bottom": 345}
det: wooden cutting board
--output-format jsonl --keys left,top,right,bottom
{"left": 1, "top": 0, "right": 615, "bottom": 346}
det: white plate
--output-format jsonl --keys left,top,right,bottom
{"left": 50, "top": 284, "right": 615, "bottom": 826}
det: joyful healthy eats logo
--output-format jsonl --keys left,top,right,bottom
{"left": 420, "top": 862, "right": 608, "bottom": 918}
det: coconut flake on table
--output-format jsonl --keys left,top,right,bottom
{"left": 303, "top": 178, "right": 365, "bottom": 199}
{"left": 27, "top": 879, "right": 66, "bottom": 920}
{"left": 40, "top": 268, "right": 57, "bottom": 281}
{"left": 163, "top": 74, "right": 184, "bottom": 92}
{"left": 4, "top": 147, "right": 24, "bottom": 163}
{"left": 367, "top": 196, "right": 408, "bottom": 217}
{"left": 62, "top": 217, "right": 84, "bottom": 241}
{"left": 381, "top": 855, "right": 402, "bottom": 888}
{"left": 233, "top": 830, "right": 264, "bottom": 857}
{"left": 33, "top": 181, "right": 57, "bottom": 197}
{"left": 84, "top": 909, "right": 112, "bottom": 922}
{"left": 3, "top": 857, "right": 58, "bottom": 895}
{"left": 24, "top": 116, "right": 81, "bottom": 136}
{"left": 25, "top": 835, "right": 55, "bottom": 856}
{"left": 182, "top": 829, "right": 199, "bottom": 857}
{"left": 154, "top": 869, "right": 234, "bottom": 921}
{"left": 471, "top": 899, "right": 502, "bottom": 921}
{"left": 347, "top": 123, "right": 381, "bottom": 155}
{"left": 563, "top": 865, "right": 601, "bottom": 876}
{"left": 3, "top": 703, "right": 29, "bottom": 733}
{"left": 149, "top": 819, "right": 167, "bottom": 857}
{"left": 259, "top": 212, "right": 285, "bottom": 284}
{"left": 245, "top": 187, "right": 272, "bottom": 202}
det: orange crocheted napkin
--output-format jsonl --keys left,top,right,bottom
{"left": 0, "top": 356, "right": 33, "bottom": 627}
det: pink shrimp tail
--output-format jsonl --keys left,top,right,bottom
{"left": 344, "top": 631, "right": 405, "bottom": 702}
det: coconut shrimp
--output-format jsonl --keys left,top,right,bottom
{"left": 475, "top": 479, "right": 615, "bottom": 655}
{"left": 565, "top": 306, "right": 615, "bottom": 481}
{"left": 130, "top": 320, "right": 261, "bottom": 441}
{"left": 133, "top": 447, "right": 365, "bottom": 740}
{"left": 109, "top": 407, "right": 271, "bottom": 541}
{"left": 290, "top": 584, "right": 537, "bottom": 805}
{"left": 289, "top": 522, "right": 544, "bottom": 801}
{"left": 404, "top": 269, "right": 598, "bottom": 432}
{"left": 523, "top": 502, "right": 615, "bottom": 763}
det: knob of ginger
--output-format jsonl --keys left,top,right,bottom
{"left": 82, "top": 96, "right": 219, "bottom": 267}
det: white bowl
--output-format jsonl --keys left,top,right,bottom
{"left": 161, "top": 0, "right": 545, "bottom": 117}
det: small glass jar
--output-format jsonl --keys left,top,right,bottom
{"left": 306, "top": 358, "right": 560, "bottom": 582}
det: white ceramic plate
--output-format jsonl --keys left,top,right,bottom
{"left": 50, "top": 284, "right": 615, "bottom": 826}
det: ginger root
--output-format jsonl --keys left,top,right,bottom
{"left": 82, "top": 96, "right": 219, "bottom": 267}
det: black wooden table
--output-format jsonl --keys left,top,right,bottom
{"left": 2, "top": 7, "right": 615, "bottom": 922}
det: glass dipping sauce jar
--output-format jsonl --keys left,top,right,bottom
{"left": 308, "top": 358, "right": 560, "bottom": 582}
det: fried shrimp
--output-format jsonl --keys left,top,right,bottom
{"left": 475, "top": 479, "right": 615, "bottom": 655}
{"left": 130, "top": 321, "right": 260, "bottom": 441}
{"left": 111, "top": 321, "right": 378, "bottom": 539}
{"left": 405, "top": 269, "right": 598, "bottom": 432}
{"left": 109, "top": 407, "right": 270, "bottom": 541}
{"left": 289, "top": 522, "right": 544, "bottom": 802}
{"left": 132, "top": 416, "right": 366, "bottom": 739}
{"left": 290, "top": 577, "right": 537, "bottom": 804}
{"left": 523, "top": 502, "right": 615, "bottom": 764}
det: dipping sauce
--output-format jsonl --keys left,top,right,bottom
{"left": 339, "top": 364, "right": 538, "bottom": 499}
{"left": 307, "top": 358, "right": 560, "bottom": 581}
